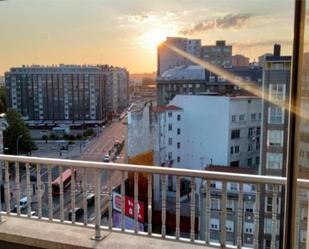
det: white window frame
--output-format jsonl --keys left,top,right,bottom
{"left": 266, "top": 152, "right": 283, "bottom": 169}
{"left": 268, "top": 106, "right": 284, "bottom": 124}
{"left": 269, "top": 84, "right": 286, "bottom": 101}
{"left": 267, "top": 130, "right": 284, "bottom": 147}
{"left": 210, "top": 218, "right": 219, "bottom": 231}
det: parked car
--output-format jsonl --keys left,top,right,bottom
{"left": 68, "top": 207, "right": 84, "bottom": 220}
{"left": 103, "top": 154, "right": 110, "bottom": 162}
{"left": 15, "top": 197, "right": 28, "bottom": 210}
{"left": 86, "top": 193, "right": 95, "bottom": 206}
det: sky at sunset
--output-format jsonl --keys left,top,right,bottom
{"left": 0, "top": 0, "right": 294, "bottom": 75}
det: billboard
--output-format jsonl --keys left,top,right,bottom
{"left": 112, "top": 192, "right": 145, "bottom": 222}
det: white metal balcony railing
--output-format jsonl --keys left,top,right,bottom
{"left": 0, "top": 155, "right": 307, "bottom": 249}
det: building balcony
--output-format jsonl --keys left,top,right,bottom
{"left": 0, "top": 155, "right": 307, "bottom": 249}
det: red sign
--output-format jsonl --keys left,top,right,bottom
{"left": 113, "top": 192, "right": 145, "bottom": 222}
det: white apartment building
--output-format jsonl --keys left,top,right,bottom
{"left": 156, "top": 95, "right": 262, "bottom": 171}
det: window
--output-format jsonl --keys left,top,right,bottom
{"left": 177, "top": 142, "right": 181, "bottom": 149}
{"left": 251, "top": 113, "right": 256, "bottom": 121}
{"left": 168, "top": 138, "right": 173, "bottom": 145}
{"left": 245, "top": 201, "right": 254, "bottom": 212}
{"left": 248, "top": 127, "right": 254, "bottom": 137}
{"left": 244, "top": 222, "right": 254, "bottom": 234}
{"left": 269, "top": 84, "right": 286, "bottom": 101}
{"left": 230, "top": 161, "right": 239, "bottom": 167}
{"left": 229, "top": 183, "right": 238, "bottom": 192}
{"left": 234, "top": 145, "right": 240, "bottom": 154}
{"left": 239, "top": 114, "right": 245, "bottom": 121}
{"left": 256, "top": 156, "right": 260, "bottom": 165}
{"left": 177, "top": 128, "right": 181, "bottom": 135}
{"left": 177, "top": 156, "right": 180, "bottom": 163}
{"left": 177, "top": 114, "right": 181, "bottom": 121}
{"left": 231, "top": 129, "right": 240, "bottom": 139}
{"left": 211, "top": 198, "right": 220, "bottom": 210}
{"left": 210, "top": 218, "right": 219, "bottom": 230}
{"left": 266, "top": 153, "right": 283, "bottom": 169}
{"left": 232, "top": 115, "right": 236, "bottom": 122}
{"left": 300, "top": 230, "right": 307, "bottom": 243}
{"left": 264, "top": 218, "right": 272, "bottom": 234}
{"left": 267, "top": 130, "right": 284, "bottom": 147}
{"left": 230, "top": 146, "right": 234, "bottom": 154}
{"left": 226, "top": 220, "right": 234, "bottom": 232}
{"left": 256, "top": 127, "right": 261, "bottom": 135}
{"left": 268, "top": 106, "right": 284, "bottom": 124}
{"left": 265, "top": 197, "right": 273, "bottom": 213}
{"left": 168, "top": 152, "right": 173, "bottom": 160}
{"left": 247, "top": 158, "right": 252, "bottom": 166}
{"left": 168, "top": 123, "right": 172, "bottom": 131}
{"left": 248, "top": 144, "right": 253, "bottom": 152}
{"left": 168, "top": 112, "right": 172, "bottom": 117}
{"left": 226, "top": 200, "right": 234, "bottom": 211}
{"left": 218, "top": 76, "right": 226, "bottom": 82}
{"left": 300, "top": 207, "right": 308, "bottom": 220}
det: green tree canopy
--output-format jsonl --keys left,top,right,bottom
{"left": 3, "top": 109, "right": 35, "bottom": 155}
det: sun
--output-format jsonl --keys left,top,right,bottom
{"left": 139, "top": 29, "right": 169, "bottom": 50}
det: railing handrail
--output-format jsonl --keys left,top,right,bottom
{"left": 0, "top": 155, "right": 287, "bottom": 185}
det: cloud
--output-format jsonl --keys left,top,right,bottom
{"left": 180, "top": 13, "right": 254, "bottom": 35}
{"left": 118, "top": 13, "right": 155, "bottom": 23}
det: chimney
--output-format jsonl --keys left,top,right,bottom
{"left": 274, "top": 44, "right": 281, "bottom": 56}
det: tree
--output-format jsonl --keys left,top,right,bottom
{"left": 3, "top": 109, "right": 35, "bottom": 155}
{"left": 0, "top": 86, "right": 6, "bottom": 113}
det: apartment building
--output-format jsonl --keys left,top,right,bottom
{"left": 5, "top": 65, "right": 106, "bottom": 123}
{"left": 5, "top": 64, "right": 129, "bottom": 124}
{"left": 232, "top": 54, "right": 250, "bottom": 67}
{"left": 157, "top": 65, "right": 262, "bottom": 105}
{"left": 157, "top": 37, "right": 202, "bottom": 76}
{"left": 259, "top": 45, "right": 292, "bottom": 249}
{"left": 201, "top": 40, "right": 232, "bottom": 67}
{"left": 104, "top": 66, "right": 129, "bottom": 116}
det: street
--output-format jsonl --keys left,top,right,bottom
{"left": 5, "top": 119, "right": 128, "bottom": 225}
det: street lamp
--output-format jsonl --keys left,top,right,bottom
{"left": 16, "top": 134, "right": 23, "bottom": 155}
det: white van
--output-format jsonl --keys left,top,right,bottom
{"left": 15, "top": 197, "right": 28, "bottom": 210}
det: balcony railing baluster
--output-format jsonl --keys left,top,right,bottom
{"left": 220, "top": 181, "right": 227, "bottom": 247}
{"left": 190, "top": 177, "right": 195, "bottom": 242}
{"left": 205, "top": 180, "right": 211, "bottom": 245}
{"left": 15, "top": 162, "right": 20, "bottom": 216}
{"left": 26, "top": 163, "right": 31, "bottom": 217}
{"left": 176, "top": 176, "right": 180, "bottom": 240}
{"left": 294, "top": 188, "right": 300, "bottom": 249}
{"left": 161, "top": 174, "right": 166, "bottom": 238}
{"left": 47, "top": 165, "right": 53, "bottom": 220}
{"left": 37, "top": 164, "right": 42, "bottom": 219}
{"left": 93, "top": 168, "right": 102, "bottom": 240}
{"left": 4, "top": 161, "right": 10, "bottom": 214}
{"left": 253, "top": 184, "right": 260, "bottom": 249}
{"left": 59, "top": 166, "right": 64, "bottom": 222}
{"left": 82, "top": 167, "right": 87, "bottom": 226}
{"left": 108, "top": 170, "right": 113, "bottom": 230}
{"left": 237, "top": 183, "right": 243, "bottom": 248}
{"left": 147, "top": 173, "right": 152, "bottom": 235}
{"left": 121, "top": 171, "right": 125, "bottom": 232}
{"left": 71, "top": 167, "right": 76, "bottom": 224}
{"left": 134, "top": 172, "right": 139, "bottom": 234}
{"left": 271, "top": 185, "right": 279, "bottom": 249}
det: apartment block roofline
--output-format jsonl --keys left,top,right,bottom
{"left": 152, "top": 105, "right": 182, "bottom": 113}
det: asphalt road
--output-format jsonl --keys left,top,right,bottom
{"left": 6, "top": 120, "right": 128, "bottom": 225}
